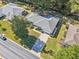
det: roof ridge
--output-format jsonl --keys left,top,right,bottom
{"left": 48, "top": 20, "right": 53, "bottom": 32}
{"left": 35, "top": 19, "right": 52, "bottom": 33}
{"left": 34, "top": 15, "right": 47, "bottom": 24}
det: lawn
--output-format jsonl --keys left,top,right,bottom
{"left": 41, "top": 24, "right": 67, "bottom": 59}
{"left": 28, "top": 28, "right": 40, "bottom": 38}
{"left": 0, "top": 20, "right": 40, "bottom": 48}
{"left": 0, "top": 20, "right": 21, "bottom": 44}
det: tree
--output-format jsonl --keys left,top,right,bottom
{"left": 65, "top": 0, "right": 79, "bottom": 14}
{"left": 54, "top": 45, "right": 79, "bottom": 59}
{"left": 17, "top": 0, "right": 79, "bottom": 16}
{"left": 12, "top": 16, "right": 28, "bottom": 37}
{"left": 6, "top": 0, "right": 17, "bottom": 2}
{"left": 11, "top": 16, "right": 37, "bottom": 49}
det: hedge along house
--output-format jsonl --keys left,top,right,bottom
{"left": 0, "top": 3, "right": 25, "bottom": 20}
{"left": 26, "top": 13, "right": 60, "bottom": 35}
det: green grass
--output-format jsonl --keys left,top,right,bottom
{"left": 0, "top": 20, "right": 40, "bottom": 48}
{"left": 41, "top": 24, "right": 67, "bottom": 59}
{"left": 0, "top": 20, "right": 21, "bottom": 44}
{"left": 28, "top": 28, "right": 40, "bottom": 38}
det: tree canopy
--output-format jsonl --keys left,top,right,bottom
{"left": 11, "top": 16, "right": 37, "bottom": 49}
{"left": 54, "top": 45, "right": 79, "bottom": 59}
{"left": 17, "top": 0, "right": 79, "bottom": 15}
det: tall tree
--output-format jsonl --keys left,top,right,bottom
{"left": 17, "top": 0, "right": 79, "bottom": 15}
{"left": 54, "top": 45, "right": 79, "bottom": 59}
{"left": 11, "top": 16, "right": 36, "bottom": 49}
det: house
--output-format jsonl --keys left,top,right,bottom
{"left": 0, "top": 8, "right": 3, "bottom": 17}
{"left": 0, "top": 3, "right": 24, "bottom": 20}
{"left": 63, "top": 24, "right": 79, "bottom": 45}
{"left": 26, "top": 13, "right": 60, "bottom": 34}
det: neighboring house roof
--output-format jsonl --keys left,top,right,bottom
{"left": 64, "top": 24, "right": 79, "bottom": 45}
{"left": 26, "top": 13, "right": 59, "bottom": 34}
{"left": 0, "top": 3, "right": 24, "bottom": 20}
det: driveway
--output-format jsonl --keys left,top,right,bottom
{"left": 39, "top": 33, "right": 49, "bottom": 43}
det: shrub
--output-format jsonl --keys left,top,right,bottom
{"left": 2, "top": 28, "right": 7, "bottom": 31}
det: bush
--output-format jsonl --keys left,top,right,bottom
{"left": 0, "top": 24, "right": 2, "bottom": 27}
{"left": 22, "top": 11, "right": 28, "bottom": 16}
{"left": 2, "top": 28, "right": 7, "bottom": 31}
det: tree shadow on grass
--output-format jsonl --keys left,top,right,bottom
{"left": 11, "top": 16, "right": 37, "bottom": 49}
{"left": 20, "top": 35, "right": 37, "bottom": 49}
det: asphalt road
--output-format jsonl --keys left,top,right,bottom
{"left": 0, "top": 39, "right": 40, "bottom": 59}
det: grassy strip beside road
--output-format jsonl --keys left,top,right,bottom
{"left": 0, "top": 20, "right": 21, "bottom": 44}
{"left": 0, "top": 20, "right": 40, "bottom": 49}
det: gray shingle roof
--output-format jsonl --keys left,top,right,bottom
{"left": 26, "top": 13, "right": 59, "bottom": 34}
{"left": 0, "top": 8, "right": 3, "bottom": 17}
{"left": 0, "top": 3, "right": 23, "bottom": 20}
